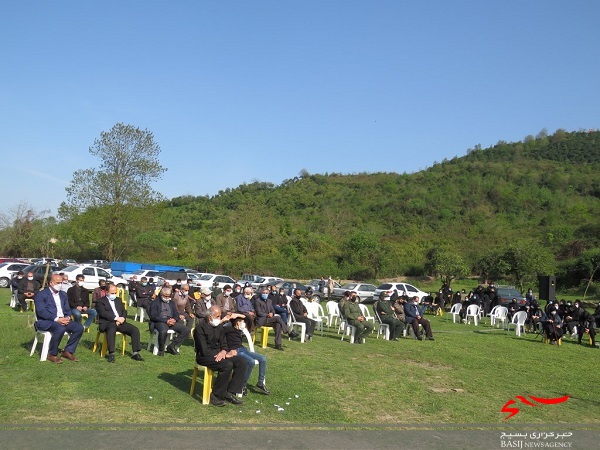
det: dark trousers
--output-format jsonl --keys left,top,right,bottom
{"left": 259, "top": 315, "right": 289, "bottom": 346}
{"left": 381, "top": 316, "right": 404, "bottom": 340}
{"left": 99, "top": 321, "right": 141, "bottom": 353}
{"left": 37, "top": 320, "right": 84, "bottom": 356}
{"left": 153, "top": 321, "right": 191, "bottom": 350}
{"left": 196, "top": 354, "right": 249, "bottom": 397}
{"left": 543, "top": 323, "right": 564, "bottom": 341}
{"left": 408, "top": 317, "right": 432, "bottom": 338}
{"left": 294, "top": 316, "right": 316, "bottom": 337}
{"left": 137, "top": 297, "right": 151, "bottom": 313}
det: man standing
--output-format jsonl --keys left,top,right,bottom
{"left": 149, "top": 287, "right": 191, "bottom": 356}
{"left": 96, "top": 284, "right": 144, "bottom": 362}
{"left": 194, "top": 305, "right": 249, "bottom": 406}
{"left": 33, "top": 273, "right": 84, "bottom": 364}
{"left": 67, "top": 274, "right": 97, "bottom": 331}
{"left": 128, "top": 275, "right": 138, "bottom": 306}
{"left": 405, "top": 296, "right": 434, "bottom": 340}
{"left": 342, "top": 293, "right": 374, "bottom": 344}
{"left": 255, "top": 287, "right": 297, "bottom": 350}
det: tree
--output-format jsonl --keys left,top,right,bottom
{"left": 61, "top": 123, "right": 166, "bottom": 261}
{"left": 424, "top": 247, "right": 468, "bottom": 286}
{"left": 0, "top": 202, "right": 51, "bottom": 257}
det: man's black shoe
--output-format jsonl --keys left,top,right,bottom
{"left": 289, "top": 330, "right": 299, "bottom": 339}
{"left": 224, "top": 392, "right": 244, "bottom": 405}
{"left": 427, "top": 337, "right": 435, "bottom": 341}
{"left": 210, "top": 394, "right": 226, "bottom": 407}
{"left": 107, "top": 353, "right": 115, "bottom": 363}
{"left": 255, "top": 383, "right": 271, "bottom": 395}
{"left": 157, "top": 351, "right": 165, "bottom": 356}
{"left": 275, "top": 344, "right": 284, "bottom": 351}
{"left": 166, "top": 345, "right": 179, "bottom": 355}
{"left": 416, "top": 336, "right": 423, "bottom": 341}
{"left": 131, "top": 353, "right": 144, "bottom": 361}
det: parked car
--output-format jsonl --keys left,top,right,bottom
{"left": 373, "top": 282, "right": 429, "bottom": 302}
{"left": 237, "top": 274, "right": 264, "bottom": 286}
{"left": 0, "top": 262, "right": 30, "bottom": 288}
{"left": 196, "top": 273, "right": 237, "bottom": 290}
{"left": 305, "top": 279, "right": 341, "bottom": 297}
{"left": 495, "top": 286, "right": 528, "bottom": 307}
{"left": 61, "top": 265, "right": 128, "bottom": 290}
{"left": 122, "top": 269, "right": 163, "bottom": 281}
{"left": 331, "top": 283, "right": 378, "bottom": 303}
{"left": 18, "top": 263, "right": 62, "bottom": 285}
{"left": 261, "top": 280, "right": 309, "bottom": 295}
{"left": 251, "top": 276, "right": 282, "bottom": 289}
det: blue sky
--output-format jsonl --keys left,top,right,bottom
{"left": 1, "top": 1, "right": 598, "bottom": 217}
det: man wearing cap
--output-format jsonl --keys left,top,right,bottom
{"left": 149, "top": 286, "right": 191, "bottom": 356}
{"left": 33, "top": 273, "right": 84, "bottom": 363}
{"left": 194, "top": 286, "right": 214, "bottom": 319}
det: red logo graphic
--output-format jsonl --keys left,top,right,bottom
{"left": 501, "top": 395, "right": 570, "bottom": 420}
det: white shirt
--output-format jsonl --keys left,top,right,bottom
{"left": 107, "top": 297, "right": 120, "bottom": 320}
{"left": 52, "top": 289, "right": 64, "bottom": 320}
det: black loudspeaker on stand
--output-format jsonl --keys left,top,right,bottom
{"left": 538, "top": 275, "right": 556, "bottom": 301}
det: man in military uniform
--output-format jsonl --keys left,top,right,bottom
{"left": 375, "top": 292, "right": 404, "bottom": 341}
{"left": 342, "top": 293, "right": 374, "bottom": 344}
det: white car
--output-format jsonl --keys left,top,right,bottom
{"left": 0, "top": 262, "right": 30, "bottom": 288}
{"left": 195, "top": 273, "right": 237, "bottom": 290}
{"left": 61, "top": 265, "right": 129, "bottom": 290}
{"left": 373, "top": 282, "right": 429, "bottom": 302}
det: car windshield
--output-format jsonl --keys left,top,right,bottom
{"left": 500, "top": 288, "right": 522, "bottom": 297}
{"left": 342, "top": 283, "right": 358, "bottom": 289}
{"left": 200, "top": 274, "right": 214, "bottom": 280}
{"left": 62, "top": 266, "right": 80, "bottom": 272}
{"left": 377, "top": 284, "right": 393, "bottom": 290}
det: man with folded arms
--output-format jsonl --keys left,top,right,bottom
{"left": 96, "top": 284, "right": 144, "bottom": 362}
{"left": 33, "top": 273, "right": 84, "bottom": 364}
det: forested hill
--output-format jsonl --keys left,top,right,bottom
{"left": 153, "top": 129, "right": 599, "bottom": 289}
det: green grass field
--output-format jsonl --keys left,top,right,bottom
{"left": 1, "top": 288, "right": 598, "bottom": 428}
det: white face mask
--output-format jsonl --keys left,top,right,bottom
{"left": 52, "top": 284, "right": 61, "bottom": 292}
{"left": 27, "top": 276, "right": 33, "bottom": 281}
{"left": 224, "top": 291, "right": 232, "bottom": 297}
{"left": 210, "top": 318, "right": 221, "bottom": 327}
{"left": 107, "top": 294, "right": 117, "bottom": 301}
{"left": 204, "top": 295, "right": 212, "bottom": 301}
{"left": 77, "top": 281, "right": 84, "bottom": 287}
{"left": 237, "top": 322, "right": 246, "bottom": 330}
{"left": 162, "top": 297, "right": 170, "bottom": 303}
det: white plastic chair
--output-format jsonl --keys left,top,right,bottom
{"left": 358, "top": 303, "right": 376, "bottom": 329}
{"left": 147, "top": 329, "right": 176, "bottom": 355}
{"left": 30, "top": 323, "right": 71, "bottom": 361}
{"left": 307, "top": 302, "right": 328, "bottom": 336}
{"left": 134, "top": 306, "right": 146, "bottom": 322}
{"left": 450, "top": 303, "right": 462, "bottom": 323}
{"left": 487, "top": 305, "right": 501, "bottom": 325}
{"left": 492, "top": 307, "right": 509, "bottom": 329}
{"left": 465, "top": 304, "right": 481, "bottom": 326}
{"left": 508, "top": 311, "right": 527, "bottom": 336}
{"left": 286, "top": 304, "right": 306, "bottom": 343}
{"left": 373, "top": 302, "right": 390, "bottom": 340}
{"left": 325, "top": 301, "right": 340, "bottom": 327}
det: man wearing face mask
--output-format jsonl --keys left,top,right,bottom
{"left": 376, "top": 292, "right": 404, "bottom": 341}
{"left": 134, "top": 276, "right": 154, "bottom": 315}
{"left": 173, "top": 284, "right": 195, "bottom": 325}
{"left": 224, "top": 315, "right": 270, "bottom": 396}
{"left": 271, "top": 288, "right": 288, "bottom": 325}
{"left": 33, "top": 273, "right": 84, "bottom": 363}
{"left": 92, "top": 280, "right": 108, "bottom": 308}
{"left": 404, "top": 296, "right": 434, "bottom": 341}
{"left": 342, "top": 291, "right": 374, "bottom": 344}
{"left": 194, "top": 305, "right": 249, "bottom": 406}
{"left": 67, "top": 274, "right": 96, "bottom": 331}
{"left": 216, "top": 284, "right": 237, "bottom": 318}
{"left": 17, "top": 271, "right": 41, "bottom": 311}
{"left": 96, "top": 284, "right": 144, "bottom": 362}
{"left": 194, "top": 287, "right": 214, "bottom": 319}
{"left": 289, "top": 289, "right": 316, "bottom": 341}
{"left": 149, "top": 287, "right": 191, "bottom": 356}
{"left": 236, "top": 286, "right": 257, "bottom": 332}
{"left": 255, "top": 287, "right": 298, "bottom": 350}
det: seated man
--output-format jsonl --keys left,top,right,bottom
{"left": 235, "top": 286, "right": 257, "bottom": 332}
{"left": 67, "top": 274, "right": 97, "bottom": 331}
{"left": 542, "top": 302, "right": 564, "bottom": 343}
{"left": 573, "top": 300, "right": 596, "bottom": 347}
{"left": 288, "top": 289, "right": 315, "bottom": 340}
{"left": 342, "top": 292, "right": 374, "bottom": 344}
{"left": 134, "top": 276, "right": 154, "bottom": 314}
{"left": 375, "top": 292, "right": 404, "bottom": 341}
{"left": 173, "top": 283, "right": 195, "bottom": 325}
{"left": 224, "top": 315, "right": 270, "bottom": 396}
{"left": 92, "top": 280, "right": 108, "bottom": 308}
{"left": 255, "top": 287, "right": 298, "bottom": 350}
{"left": 194, "top": 287, "right": 214, "bottom": 320}
{"left": 404, "top": 296, "right": 434, "bottom": 341}
{"left": 216, "top": 284, "right": 237, "bottom": 318}
{"left": 563, "top": 301, "right": 579, "bottom": 337}
{"left": 149, "top": 287, "right": 192, "bottom": 356}
{"left": 269, "top": 287, "right": 288, "bottom": 325}
{"left": 194, "top": 305, "right": 249, "bottom": 406}
{"left": 594, "top": 302, "right": 600, "bottom": 328}
{"left": 96, "top": 284, "right": 144, "bottom": 362}
{"left": 33, "top": 273, "right": 84, "bottom": 364}
{"left": 18, "top": 271, "right": 41, "bottom": 311}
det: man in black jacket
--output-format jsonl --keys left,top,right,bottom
{"left": 67, "top": 274, "right": 97, "bottom": 331}
{"left": 194, "top": 305, "right": 249, "bottom": 406}
{"left": 149, "top": 286, "right": 191, "bottom": 356}
{"left": 255, "top": 287, "right": 298, "bottom": 350}
{"left": 96, "top": 284, "right": 144, "bottom": 362}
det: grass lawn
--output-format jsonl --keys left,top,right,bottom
{"left": 1, "top": 288, "right": 598, "bottom": 428}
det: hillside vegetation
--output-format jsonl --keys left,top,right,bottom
{"left": 2, "top": 129, "right": 599, "bottom": 293}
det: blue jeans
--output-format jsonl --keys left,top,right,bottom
{"left": 237, "top": 346, "right": 267, "bottom": 385}
{"left": 273, "top": 305, "right": 288, "bottom": 325}
{"left": 72, "top": 308, "right": 97, "bottom": 329}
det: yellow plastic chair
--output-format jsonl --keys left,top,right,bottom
{"left": 252, "top": 326, "right": 274, "bottom": 349}
{"left": 92, "top": 330, "right": 127, "bottom": 357}
{"left": 190, "top": 364, "right": 214, "bottom": 405}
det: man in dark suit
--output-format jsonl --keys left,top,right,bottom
{"left": 149, "top": 286, "right": 191, "bottom": 356}
{"left": 404, "top": 296, "right": 434, "bottom": 340}
{"left": 96, "top": 284, "right": 144, "bottom": 362}
{"left": 255, "top": 287, "right": 297, "bottom": 350}
{"left": 33, "top": 273, "right": 84, "bottom": 364}
{"left": 67, "top": 274, "right": 97, "bottom": 331}
{"left": 18, "top": 271, "right": 41, "bottom": 311}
